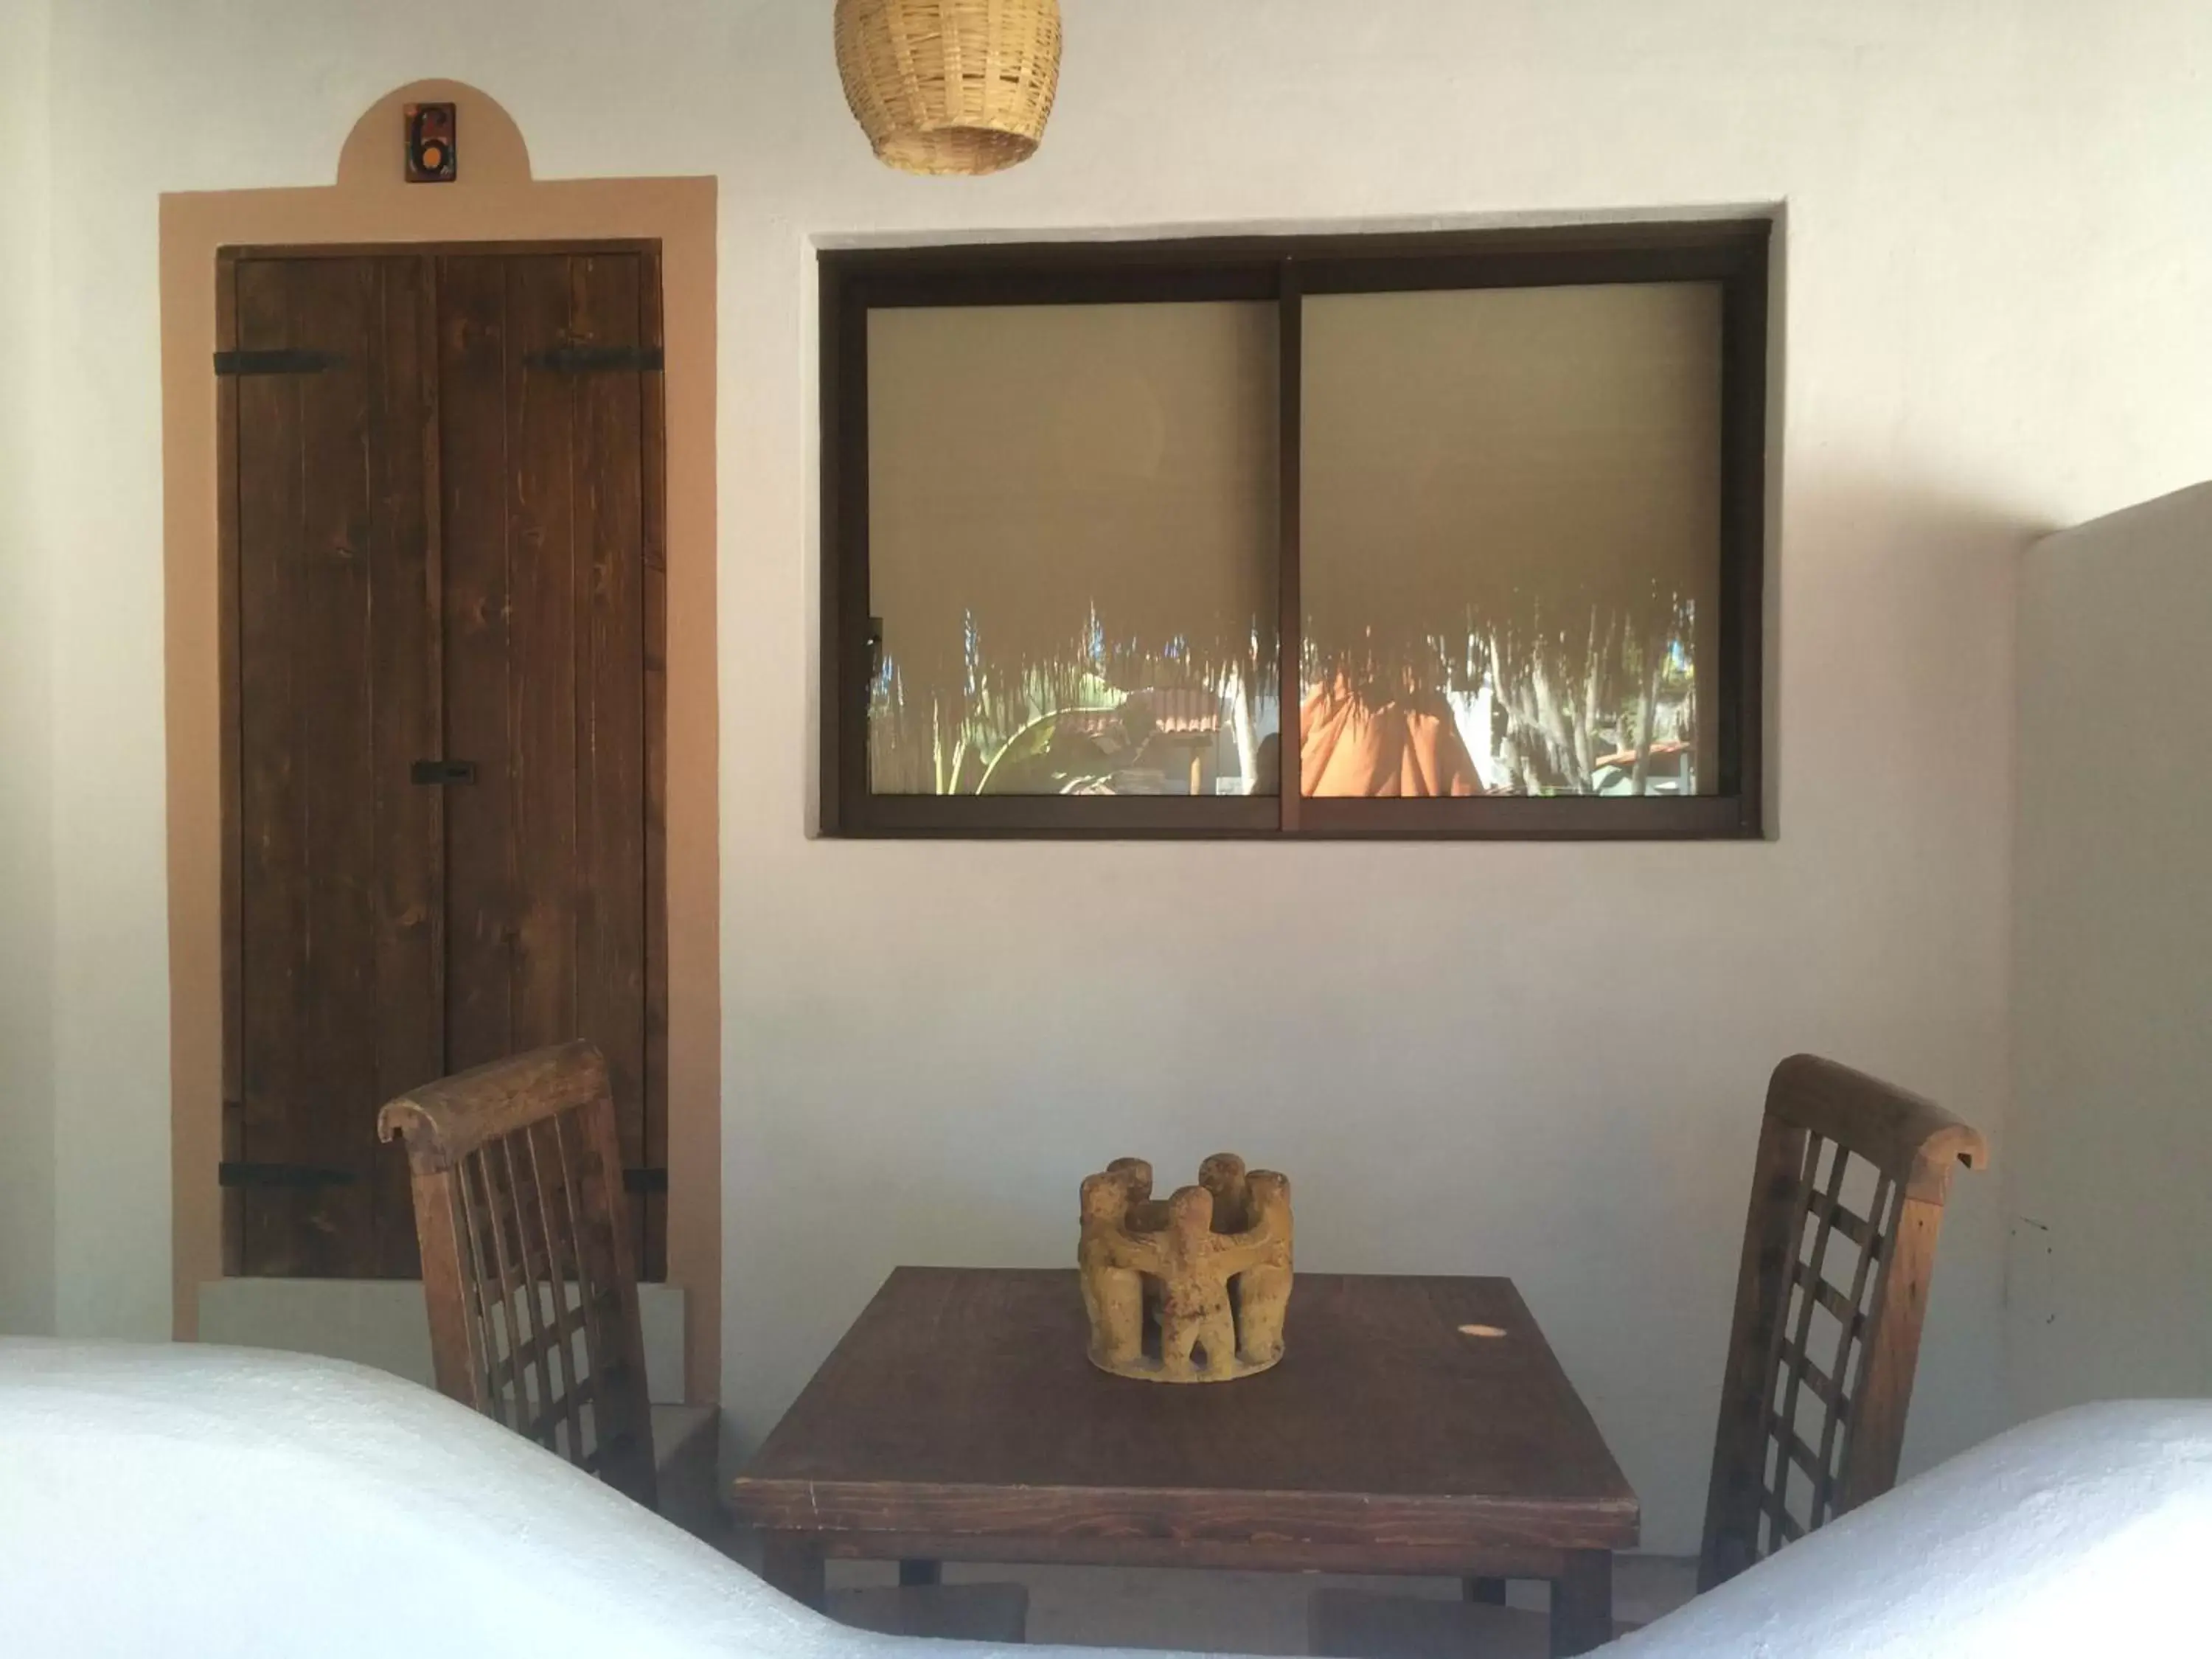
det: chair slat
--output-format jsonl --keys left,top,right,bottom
{"left": 524, "top": 1116, "right": 590, "bottom": 1461}
{"left": 522, "top": 1378, "right": 599, "bottom": 1452}
{"left": 1791, "top": 1258, "right": 1867, "bottom": 1335}
{"left": 1770, "top": 1487, "right": 1792, "bottom": 1554}
{"left": 484, "top": 1321, "right": 588, "bottom": 1399}
{"left": 1769, "top": 1419, "right": 1823, "bottom": 1483}
{"left": 1770, "top": 1136, "right": 1850, "bottom": 1529}
{"left": 550, "top": 1105, "right": 615, "bottom": 1461}
{"left": 1753, "top": 1131, "right": 1825, "bottom": 1448}
{"left": 497, "top": 1133, "right": 561, "bottom": 1433}
{"left": 1814, "top": 1170, "right": 1896, "bottom": 1524}
{"left": 451, "top": 1156, "right": 510, "bottom": 1426}
{"left": 1825, "top": 1203, "right": 1873, "bottom": 1251}
{"left": 468, "top": 1149, "right": 532, "bottom": 1422}
{"left": 1788, "top": 1351, "right": 1848, "bottom": 1416}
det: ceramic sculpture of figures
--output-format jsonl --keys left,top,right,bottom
{"left": 1077, "top": 1154, "right": 1293, "bottom": 1382}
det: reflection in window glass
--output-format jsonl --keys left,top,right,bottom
{"left": 866, "top": 302, "right": 1279, "bottom": 796}
{"left": 1301, "top": 283, "right": 1722, "bottom": 798}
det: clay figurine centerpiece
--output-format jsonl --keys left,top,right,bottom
{"left": 1078, "top": 1154, "right": 1293, "bottom": 1383}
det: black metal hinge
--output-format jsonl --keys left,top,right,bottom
{"left": 220, "top": 1161, "right": 359, "bottom": 1189}
{"left": 525, "top": 345, "right": 664, "bottom": 374}
{"left": 410, "top": 759, "right": 479, "bottom": 786}
{"left": 623, "top": 1168, "right": 669, "bottom": 1196}
{"left": 214, "top": 349, "right": 342, "bottom": 377}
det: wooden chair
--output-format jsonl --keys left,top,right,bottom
{"left": 378, "top": 1041, "right": 1028, "bottom": 1644}
{"left": 378, "top": 1042, "right": 662, "bottom": 1508}
{"left": 1310, "top": 1054, "right": 1987, "bottom": 1659}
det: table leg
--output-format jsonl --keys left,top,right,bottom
{"left": 759, "top": 1534, "right": 827, "bottom": 1611}
{"left": 1549, "top": 1550, "right": 1613, "bottom": 1658}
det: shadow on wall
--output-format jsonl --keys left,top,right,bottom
{"left": 730, "top": 461, "right": 2048, "bottom": 1546}
{"left": 1760, "top": 467, "right": 2056, "bottom": 839}
{"left": 1754, "top": 465, "right": 2049, "bottom": 1494}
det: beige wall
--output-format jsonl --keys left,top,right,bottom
{"left": 18, "top": 0, "right": 2212, "bottom": 1549}
{"left": 0, "top": 0, "right": 57, "bottom": 1337}
{"left": 156, "top": 83, "right": 722, "bottom": 1404}
{"left": 2010, "top": 484, "right": 2212, "bottom": 1421}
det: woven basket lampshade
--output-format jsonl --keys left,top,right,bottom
{"left": 834, "top": 0, "right": 1062, "bottom": 177}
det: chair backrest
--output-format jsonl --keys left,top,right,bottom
{"left": 1698, "top": 1054, "right": 1987, "bottom": 1591}
{"left": 377, "top": 1041, "right": 658, "bottom": 1510}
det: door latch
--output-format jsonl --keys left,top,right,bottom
{"left": 410, "top": 759, "right": 479, "bottom": 785}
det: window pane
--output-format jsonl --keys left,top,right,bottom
{"left": 1300, "top": 282, "right": 1723, "bottom": 798}
{"left": 867, "top": 302, "right": 1279, "bottom": 796}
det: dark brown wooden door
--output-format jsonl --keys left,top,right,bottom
{"left": 225, "top": 246, "right": 664, "bottom": 1280}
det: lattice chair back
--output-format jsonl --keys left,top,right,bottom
{"left": 1699, "top": 1054, "right": 1987, "bottom": 1590}
{"left": 378, "top": 1041, "right": 658, "bottom": 1510}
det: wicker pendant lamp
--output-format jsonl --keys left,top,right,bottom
{"left": 834, "top": 0, "right": 1062, "bottom": 177}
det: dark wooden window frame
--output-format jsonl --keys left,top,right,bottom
{"left": 821, "top": 218, "right": 1770, "bottom": 841}
{"left": 215, "top": 237, "right": 672, "bottom": 1277}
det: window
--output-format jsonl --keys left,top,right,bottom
{"left": 821, "top": 221, "right": 1767, "bottom": 838}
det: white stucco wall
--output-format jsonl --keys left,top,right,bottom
{"left": 0, "top": 0, "right": 57, "bottom": 1338}
{"left": 18, "top": 0, "right": 2212, "bottom": 1550}
{"left": 2009, "top": 484, "right": 2212, "bottom": 1422}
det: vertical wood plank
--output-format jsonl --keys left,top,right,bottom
{"left": 504, "top": 255, "right": 582, "bottom": 1063}
{"left": 368, "top": 254, "right": 443, "bottom": 1278}
{"left": 439, "top": 255, "right": 519, "bottom": 1077}
{"left": 641, "top": 554, "right": 669, "bottom": 1281}
{"left": 293, "top": 257, "right": 380, "bottom": 1273}
{"left": 216, "top": 252, "right": 246, "bottom": 1278}
{"left": 639, "top": 246, "right": 670, "bottom": 1282}
{"left": 236, "top": 256, "right": 381, "bottom": 1275}
{"left": 568, "top": 253, "right": 650, "bottom": 1269}
{"left": 233, "top": 257, "right": 302, "bottom": 1275}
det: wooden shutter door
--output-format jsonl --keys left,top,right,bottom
{"left": 226, "top": 245, "right": 663, "bottom": 1280}
{"left": 437, "top": 252, "right": 655, "bottom": 1270}
{"left": 230, "top": 254, "right": 440, "bottom": 1276}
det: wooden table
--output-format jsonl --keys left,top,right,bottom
{"left": 730, "top": 1267, "right": 1639, "bottom": 1657}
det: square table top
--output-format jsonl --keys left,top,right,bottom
{"left": 729, "top": 1267, "right": 1638, "bottom": 1565}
